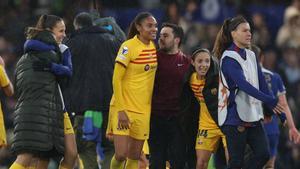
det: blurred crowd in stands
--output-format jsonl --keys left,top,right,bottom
{"left": 0, "top": 0, "right": 300, "bottom": 168}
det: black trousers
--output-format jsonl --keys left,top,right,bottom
{"left": 149, "top": 114, "right": 186, "bottom": 169}
{"left": 221, "top": 122, "right": 270, "bottom": 169}
{"left": 74, "top": 111, "right": 113, "bottom": 169}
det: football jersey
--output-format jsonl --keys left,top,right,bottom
{"left": 0, "top": 65, "right": 9, "bottom": 88}
{"left": 262, "top": 68, "right": 286, "bottom": 135}
{"left": 111, "top": 35, "right": 157, "bottom": 114}
{"left": 190, "top": 72, "right": 218, "bottom": 129}
{"left": 0, "top": 65, "right": 10, "bottom": 146}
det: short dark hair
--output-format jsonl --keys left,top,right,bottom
{"left": 161, "top": 22, "right": 184, "bottom": 47}
{"left": 73, "top": 12, "right": 93, "bottom": 29}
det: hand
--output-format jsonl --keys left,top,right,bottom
{"left": 0, "top": 56, "right": 5, "bottom": 66}
{"left": 272, "top": 102, "right": 285, "bottom": 115}
{"left": 32, "top": 60, "right": 51, "bottom": 71}
{"left": 139, "top": 151, "right": 149, "bottom": 168}
{"left": 289, "top": 127, "right": 300, "bottom": 144}
{"left": 106, "top": 125, "right": 114, "bottom": 141}
{"left": 117, "top": 110, "right": 130, "bottom": 130}
{"left": 105, "top": 132, "right": 113, "bottom": 142}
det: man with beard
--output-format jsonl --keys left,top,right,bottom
{"left": 149, "top": 23, "right": 190, "bottom": 169}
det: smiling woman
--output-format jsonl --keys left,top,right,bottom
{"left": 50, "top": 21, "right": 66, "bottom": 44}
{"left": 192, "top": 49, "right": 211, "bottom": 78}
{"left": 9, "top": 15, "right": 75, "bottom": 169}
{"left": 182, "top": 48, "right": 228, "bottom": 169}
{"left": 107, "top": 12, "right": 158, "bottom": 169}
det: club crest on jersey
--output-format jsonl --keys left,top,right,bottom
{"left": 144, "top": 64, "right": 150, "bottom": 71}
{"left": 122, "top": 46, "right": 128, "bottom": 55}
{"left": 265, "top": 74, "right": 271, "bottom": 82}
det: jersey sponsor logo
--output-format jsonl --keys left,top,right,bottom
{"left": 197, "top": 139, "right": 203, "bottom": 145}
{"left": 122, "top": 46, "right": 128, "bottom": 55}
{"left": 264, "top": 74, "right": 273, "bottom": 91}
{"left": 118, "top": 55, "right": 126, "bottom": 60}
{"left": 144, "top": 64, "right": 150, "bottom": 71}
{"left": 177, "top": 63, "right": 184, "bottom": 67}
{"left": 265, "top": 74, "right": 271, "bottom": 82}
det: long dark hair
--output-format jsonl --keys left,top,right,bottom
{"left": 127, "top": 12, "right": 153, "bottom": 39}
{"left": 212, "top": 16, "right": 248, "bottom": 59}
{"left": 26, "top": 14, "right": 63, "bottom": 39}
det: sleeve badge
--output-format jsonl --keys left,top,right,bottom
{"left": 122, "top": 46, "right": 128, "bottom": 55}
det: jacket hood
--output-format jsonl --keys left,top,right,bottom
{"left": 23, "top": 39, "right": 56, "bottom": 53}
{"left": 24, "top": 31, "right": 58, "bottom": 53}
{"left": 31, "top": 31, "right": 57, "bottom": 46}
{"left": 69, "top": 25, "right": 111, "bottom": 38}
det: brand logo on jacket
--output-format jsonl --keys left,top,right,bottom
{"left": 211, "top": 88, "right": 217, "bottom": 95}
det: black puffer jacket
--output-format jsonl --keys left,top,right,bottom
{"left": 63, "top": 26, "right": 121, "bottom": 114}
{"left": 12, "top": 31, "right": 64, "bottom": 156}
{"left": 180, "top": 56, "right": 219, "bottom": 147}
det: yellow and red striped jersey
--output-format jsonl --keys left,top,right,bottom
{"left": 190, "top": 72, "right": 218, "bottom": 129}
{"left": 0, "top": 65, "right": 10, "bottom": 146}
{"left": 111, "top": 35, "right": 157, "bottom": 114}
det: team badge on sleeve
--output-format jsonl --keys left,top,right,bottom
{"left": 122, "top": 46, "right": 128, "bottom": 55}
{"left": 117, "top": 55, "right": 126, "bottom": 60}
{"left": 117, "top": 46, "right": 129, "bottom": 61}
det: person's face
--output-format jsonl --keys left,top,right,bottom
{"left": 137, "top": 16, "right": 158, "bottom": 41}
{"left": 192, "top": 52, "right": 211, "bottom": 78}
{"left": 51, "top": 20, "right": 66, "bottom": 44}
{"left": 159, "top": 27, "right": 178, "bottom": 52}
{"left": 231, "top": 22, "right": 252, "bottom": 48}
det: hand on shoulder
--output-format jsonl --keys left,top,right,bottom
{"left": 0, "top": 56, "right": 5, "bottom": 66}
